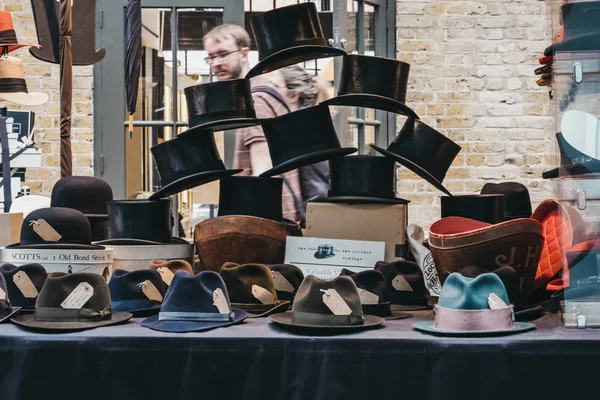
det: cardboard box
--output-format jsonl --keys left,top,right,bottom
{"left": 0, "top": 212, "right": 22, "bottom": 247}
{"left": 304, "top": 203, "right": 407, "bottom": 262}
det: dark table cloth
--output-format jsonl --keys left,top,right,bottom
{"left": 0, "top": 310, "right": 597, "bottom": 400}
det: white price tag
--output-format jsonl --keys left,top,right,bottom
{"left": 321, "top": 288, "right": 352, "bottom": 315}
{"left": 60, "top": 282, "right": 94, "bottom": 309}
{"left": 252, "top": 285, "right": 275, "bottom": 305}
{"left": 212, "top": 288, "right": 231, "bottom": 314}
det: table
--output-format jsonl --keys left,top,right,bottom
{"left": 0, "top": 310, "right": 598, "bottom": 400}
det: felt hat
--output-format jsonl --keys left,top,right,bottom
{"left": 9, "top": 194, "right": 50, "bottom": 218}
{"left": 108, "top": 269, "right": 166, "bottom": 317}
{"left": 217, "top": 176, "right": 284, "bottom": 222}
{"left": 413, "top": 273, "right": 535, "bottom": 336}
{"left": 7, "top": 207, "right": 104, "bottom": 250}
{"left": 480, "top": 182, "right": 532, "bottom": 220}
{"left": 374, "top": 260, "right": 430, "bottom": 311}
{"left": 150, "top": 259, "right": 194, "bottom": 287}
{"left": 371, "top": 118, "right": 461, "bottom": 196}
{"left": 270, "top": 275, "right": 384, "bottom": 333}
{"left": 0, "top": 56, "right": 48, "bottom": 106}
{"left": 0, "top": 273, "right": 21, "bottom": 322}
{"left": 544, "top": 2, "right": 600, "bottom": 56}
{"left": 246, "top": 3, "right": 346, "bottom": 78}
{"left": 0, "top": 263, "right": 47, "bottom": 311}
{"left": 219, "top": 263, "right": 290, "bottom": 317}
{"left": 12, "top": 272, "right": 132, "bottom": 331}
{"left": 259, "top": 104, "right": 357, "bottom": 178}
{"left": 268, "top": 264, "right": 304, "bottom": 302}
{"left": 440, "top": 194, "right": 505, "bottom": 224}
{"left": 322, "top": 54, "right": 418, "bottom": 119}
{"left": 0, "top": 11, "right": 38, "bottom": 54}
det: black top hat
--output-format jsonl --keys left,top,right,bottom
{"left": 218, "top": 176, "right": 283, "bottom": 221}
{"left": 0, "top": 263, "right": 47, "bottom": 311}
{"left": 314, "top": 155, "right": 409, "bottom": 204}
{"left": 246, "top": 3, "right": 346, "bottom": 78}
{"left": 322, "top": 54, "right": 418, "bottom": 119}
{"left": 314, "top": 244, "right": 335, "bottom": 259}
{"left": 374, "top": 260, "right": 430, "bottom": 311}
{"left": 545, "top": 2, "right": 600, "bottom": 56}
{"left": 0, "top": 273, "right": 21, "bottom": 322}
{"left": 180, "top": 80, "right": 262, "bottom": 135}
{"left": 108, "top": 269, "right": 166, "bottom": 317}
{"left": 149, "top": 131, "right": 241, "bottom": 200}
{"left": 12, "top": 272, "right": 132, "bottom": 331}
{"left": 142, "top": 270, "right": 248, "bottom": 333}
{"left": 441, "top": 194, "right": 505, "bottom": 224}
{"left": 7, "top": 207, "right": 104, "bottom": 250}
{"left": 542, "top": 132, "right": 600, "bottom": 179}
{"left": 371, "top": 118, "right": 461, "bottom": 196}
{"left": 268, "top": 264, "right": 304, "bottom": 302}
{"left": 481, "top": 182, "right": 532, "bottom": 220}
{"left": 259, "top": 105, "right": 357, "bottom": 178}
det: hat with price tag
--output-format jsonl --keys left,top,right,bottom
{"left": 374, "top": 260, "right": 431, "bottom": 311}
{"left": 141, "top": 270, "right": 248, "bottom": 333}
{"left": 0, "top": 273, "right": 21, "bottom": 322}
{"left": 12, "top": 272, "right": 132, "bottom": 331}
{"left": 219, "top": 263, "right": 290, "bottom": 318}
{"left": 270, "top": 275, "right": 384, "bottom": 333}
{"left": 268, "top": 264, "right": 304, "bottom": 302}
{"left": 0, "top": 263, "right": 47, "bottom": 311}
{"left": 150, "top": 259, "right": 194, "bottom": 286}
{"left": 108, "top": 269, "right": 166, "bottom": 317}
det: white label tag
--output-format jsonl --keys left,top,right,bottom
{"left": 31, "top": 219, "right": 62, "bottom": 242}
{"left": 321, "top": 288, "right": 352, "bottom": 315}
{"left": 357, "top": 288, "right": 379, "bottom": 305}
{"left": 0, "top": 287, "right": 6, "bottom": 300}
{"left": 157, "top": 267, "right": 175, "bottom": 286}
{"left": 252, "top": 285, "right": 275, "bottom": 305}
{"left": 140, "top": 280, "right": 163, "bottom": 302}
{"left": 212, "top": 288, "right": 230, "bottom": 314}
{"left": 13, "top": 271, "right": 39, "bottom": 299}
{"left": 392, "top": 275, "right": 413, "bottom": 292}
{"left": 488, "top": 293, "right": 509, "bottom": 309}
{"left": 271, "top": 271, "right": 295, "bottom": 293}
{"left": 60, "top": 282, "right": 94, "bottom": 309}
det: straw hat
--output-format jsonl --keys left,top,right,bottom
{"left": 0, "top": 57, "right": 48, "bottom": 106}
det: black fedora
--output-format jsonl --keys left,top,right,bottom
{"left": 12, "top": 272, "right": 132, "bottom": 331}
{"left": 149, "top": 131, "right": 242, "bottom": 200}
{"left": 542, "top": 132, "right": 600, "bottom": 179}
{"left": 246, "top": 3, "right": 346, "bottom": 79}
{"left": 441, "top": 194, "right": 505, "bottom": 224}
{"left": 322, "top": 54, "right": 418, "bottom": 119}
{"left": 7, "top": 207, "right": 104, "bottom": 250}
{"left": 371, "top": 118, "right": 461, "bottom": 196}
{"left": 180, "top": 79, "right": 262, "bottom": 135}
{"left": 142, "top": 270, "right": 248, "bottom": 333}
{"left": 0, "top": 263, "right": 47, "bottom": 311}
{"left": 544, "top": 2, "right": 600, "bottom": 56}
{"left": 259, "top": 105, "right": 357, "bottom": 178}
{"left": 218, "top": 176, "right": 283, "bottom": 222}
{"left": 268, "top": 264, "right": 304, "bottom": 302}
{"left": 314, "top": 244, "right": 335, "bottom": 259}
{"left": 50, "top": 176, "right": 113, "bottom": 241}
{"left": 0, "top": 273, "right": 21, "bottom": 322}
{"left": 481, "top": 182, "right": 532, "bottom": 220}
{"left": 108, "top": 269, "right": 166, "bottom": 317}
{"left": 313, "top": 155, "right": 409, "bottom": 204}
{"left": 374, "top": 260, "right": 430, "bottom": 311}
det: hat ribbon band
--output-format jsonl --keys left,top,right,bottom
{"left": 34, "top": 305, "right": 112, "bottom": 322}
{"left": 159, "top": 311, "right": 234, "bottom": 322}
{"left": 0, "top": 78, "right": 28, "bottom": 94}
{"left": 0, "top": 30, "right": 18, "bottom": 45}
{"left": 292, "top": 311, "right": 364, "bottom": 327}
{"left": 434, "top": 305, "right": 514, "bottom": 332}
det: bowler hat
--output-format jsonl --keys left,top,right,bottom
{"left": 268, "top": 264, "right": 304, "bottom": 302}
{"left": 374, "top": 260, "right": 430, "bottom": 311}
{"left": 441, "top": 194, "right": 504, "bottom": 224}
{"left": 0, "top": 273, "right": 21, "bottom": 322}
{"left": 545, "top": 2, "right": 600, "bottom": 56}
{"left": 108, "top": 269, "right": 166, "bottom": 316}
{"left": 218, "top": 176, "right": 284, "bottom": 221}
{"left": 481, "top": 182, "right": 532, "bottom": 220}
{"left": 0, "top": 263, "right": 47, "bottom": 311}
{"left": 9, "top": 195, "right": 50, "bottom": 218}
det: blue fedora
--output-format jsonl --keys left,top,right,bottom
{"left": 413, "top": 273, "right": 535, "bottom": 336}
{"left": 108, "top": 269, "right": 166, "bottom": 317}
{"left": 142, "top": 271, "right": 248, "bottom": 332}
{"left": 0, "top": 273, "right": 21, "bottom": 322}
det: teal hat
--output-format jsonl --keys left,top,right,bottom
{"left": 439, "top": 273, "right": 509, "bottom": 310}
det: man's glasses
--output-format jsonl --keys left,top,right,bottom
{"left": 204, "top": 49, "right": 241, "bottom": 65}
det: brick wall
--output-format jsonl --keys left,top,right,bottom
{"left": 2, "top": 0, "right": 94, "bottom": 195}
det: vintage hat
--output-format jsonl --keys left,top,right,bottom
{"left": 219, "top": 262, "right": 290, "bottom": 317}
{"left": 141, "top": 270, "right": 247, "bottom": 333}
{"left": 312, "top": 155, "right": 409, "bottom": 205}
{"left": 150, "top": 259, "right": 194, "bottom": 286}
{"left": 481, "top": 182, "right": 532, "bottom": 220}
{"left": 7, "top": 207, "right": 104, "bottom": 250}
{"left": 108, "top": 269, "right": 166, "bottom": 317}
{"left": 374, "top": 260, "right": 430, "bottom": 311}
{"left": 339, "top": 269, "right": 411, "bottom": 320}
{"left": 0, "top": 273, "right": 21, "bottom": 322}
{"left": 180, "top": 79, "right": 261, "bottom": 135}
{"left": 270, "top": 275, "right": 384, "bottom": 332}
{"left": 268, "top": 264, "right": 304, "bottom": 302}
{"left": 246, "top": 3, "right": 346, "bottom": 79}
{"left": 371, "top": 118, "right": 461, "bottom": 196}
{"left": 314, "top": 244, "right": 335, "bottom": 259}
{"left": 12, "top": 272, "right": 132, "bottom": 331}
{"left": 149, "top": 131, "right": 241, "bottom": 200}
{"left": 413, "top": 273, "right": 535, "bottom": 336}
{"left": 460, "top": 266, "right": 521, "bottom": 309}
{"left": 440, "top": 194, "right": 505, "bottom": 224}
{"left": 544, "top": 2, "right": 600, "bottom": 56}
{"left": 259, "top": 105, "right": 357, "bottom": 177}
{"left": 542, "top": 132, "right": 600, "bottom": 179}
{"left": 217, "top": 176, "right": 284, "bottom": 222}
{"left": 0, "top": 11, "right": 38, "bottom": 54}
{"left": 9, "top": 194, "right": 51, "bottom": 218}
{"left": 0, "top": 263, "right": 47, "bottom": 311}
{"left": 194, "top": 215, "right": 302, "bottom": 272}
{"left": 322, "top": 54, "right": 418, "bottom": 119}
{"left": 0, "top": 56, "right": 48, "bottom": 106}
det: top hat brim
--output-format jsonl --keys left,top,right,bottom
{"left": 232, "top": 300, "right": 290, "bottom": 318}
{"left": 314, "top": 252, "right": 335, "bottom": 259}
{"left": 141, "top": 308, "right": 248, "bottom": 333}
{"left": 311, "top": 196, "right": 410, "bottom": 205}
{"left": 412, "top": 320, "right": 535, "bottom": 337}
{"left": 269, "top": 312, "right": 384, "bottom": 333}
{"left": 0, "top": 91, "right": 49, "bottom": 107}
{"left": 371, "top": 145, "right": 452, "bottom": 196}
{"left": 11, "top": 311, "right": 132, "bottom": 331}
{"left": 5, "top": 242, "right": 105, "bottom": 250}
{"left": 3, "top": 43, "right": 39, "bottom": 53}
{"left": 322, "top": 94, "right": 419, "bottom": 119}
{"left": 544, "top": 33, "right": 600, "bottom": 56}
{"left": 259, "top": 147, "right": 357, "bottom": 178}
{"left": 179, "top": 118, "right": 264, "bottom": 136}
{"left": 247, "top": 45, "right": 346, "bottom": 79}
{"left": 149, "top": 169, "right": 242, "bottom": 200}
{"left": 542, "top": 160, "right": 600, "bottom": 179}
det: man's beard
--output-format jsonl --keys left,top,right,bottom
{"left": 217, "top": 62, "right": 243, "bottom": 81}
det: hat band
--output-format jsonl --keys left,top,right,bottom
{"left": 292, "top": 310, "right": 364, "bottom": 327}
{"left": 0, "top": 29, "right": 18, "bottom": 45}
{"left": 158, "top": 311, "right": 234, "bottom": 322}
{"left": 434, "top": 305, "right": 514, "bottom": 332}
{"left": 34, "top": 305, "right": 112, "bottom": 322}
{"left": 0, "top": 78, "right": 28, "bottom": 94}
